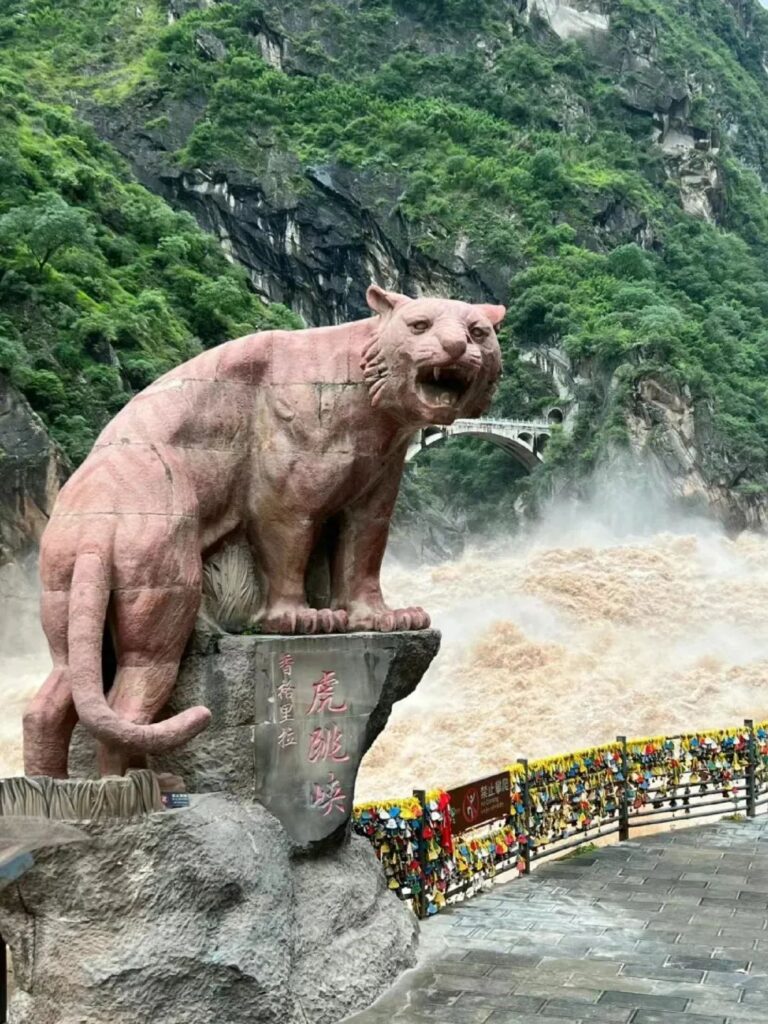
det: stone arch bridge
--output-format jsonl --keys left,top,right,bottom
{"left": 406, "top": 415, "right": 558, "bottom": 471}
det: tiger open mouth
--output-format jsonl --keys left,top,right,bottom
{"left": 415, "top": 364, "right": 473, "bottom": 407}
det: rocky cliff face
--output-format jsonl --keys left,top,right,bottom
{"left": 72, "top": 3, "right": 633, "bottom": 326}
{"left": 84, "top": 102, "right": 499, "bottom": 327}
{"left": 626, "top": 378, "right": 768, "bottom": 532}
{"left": 530, "top": 0, "right": 726, "bottom": 222}
{"left": 0, "top": 0, "right": 754, "bottom": 544}
{"left": 0, "top": 374, "right": 68, "bottom": 655}
{"left": 523, "top": 343, "right": 768, "bottom": 531}
{"left": 75, "top": 0, "right": 759, "bottom": 531}
{"left": 0, "top": 373, "right": 69, "bottom": 568}
{"left": 88, "top": 0, "right": 710, "bottom": 321}
{"left": 104, "top": 0, "right": 728, "bottom": 318}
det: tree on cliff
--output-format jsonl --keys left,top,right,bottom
{"left": 0, "top": 193, "right": 92, "bottom": 273}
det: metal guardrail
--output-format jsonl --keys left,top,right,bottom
{"left": 353, "top": 718, "right": 768, "bottom": 918}
{"left": 517, "top": 727, "right": 763, "bottom": 874}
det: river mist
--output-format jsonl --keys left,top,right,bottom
{"left": 357, "top": 468, "right": 768, "bottom": 800}
{"left": 0, "top": 559, "right": 48, "bottom": 779}
{"left": 3, "top": 468, "right": 767, "bottom": 799}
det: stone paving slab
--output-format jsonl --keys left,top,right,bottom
{"left": 343, "top": 818, "right": 768, "bottom": 1024}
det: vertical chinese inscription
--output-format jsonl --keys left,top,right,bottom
{"left": 254, "top": 636, "right": 405, "bottom": 845}
{"left": 276, "top": 653, "right": 296, "bottom": 750}
{"left": 306, "top": 669, "right": 349, "bottom": 816}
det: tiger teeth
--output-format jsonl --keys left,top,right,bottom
{"left": 433, "top": 367, "right": 440, "bottom": 381}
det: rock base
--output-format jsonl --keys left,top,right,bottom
{"left": 31, "top": 629, "right": 436, "bottom": 1021}
{"left": 0, "top": 793, "right": 418, "bottom": 1024}
{"left": 19, "top": 629, "right": 439, "bottom": 1021}
{"left": 70, "top": 629, "right": 440, "bottom": 847}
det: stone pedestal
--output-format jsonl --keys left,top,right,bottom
{"left": 6, "top": 630, "right": 441, "bottom": 1024}
{"left": 30, "top": 626, "right": 442, "bottom": 1019}
{"left": 0, "top": 794, "right": 418, "bottom": 1024}
{"left": 70, "top": 629, "right": 440, "bottom": 846}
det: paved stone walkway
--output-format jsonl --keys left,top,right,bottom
{"left": 346, "top": 818, "right": 768, "bottom": 1023}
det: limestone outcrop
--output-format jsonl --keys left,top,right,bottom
{"left": 522, "top": 342, "right": 768, "bottom": 532}
{"left": 0, "top": 373, "right": 70, "bottom": 658}
{"left": 0, "top": 373, "right": 69, "bottom": 568}
{"left": 0, "top": 793, "right": 418, "bottom": 1024}
{"left": 625, "top": 378, "right": 768, "bottom": 532}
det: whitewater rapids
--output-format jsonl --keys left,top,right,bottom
{"left": 3, "top": 523, "right": 768, "bottom": 801}
{"left": 357, "top": 526, "right": 768, "bottom": 801}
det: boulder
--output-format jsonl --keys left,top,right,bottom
{"left": 0, "top": 793, "right": 418, "bottom": 1024}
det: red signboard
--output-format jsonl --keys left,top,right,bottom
{"left": 448, "top": 771, "right": 511, "bottom": 833}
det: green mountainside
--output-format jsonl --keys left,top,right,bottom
{"left": 3, "top": 0, "right": 768, "bottom": 536}
{"left": 0, "top": 70, "right": 299, "bottom": 462}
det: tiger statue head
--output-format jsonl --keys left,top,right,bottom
{"left": 361, "top": 284, "right": 504, "bottom": 427}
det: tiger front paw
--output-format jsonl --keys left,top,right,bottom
{"left": 347, "top": 606, "right": 430, "bottom": 632}
{"left": 262, "top": 606, "right": 349, "bottom": 634}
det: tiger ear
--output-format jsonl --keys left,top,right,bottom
{"left": 477, "top": 304, "right": 506, "bottom": 329}
{"left": 366, "top": 284, "right": 411, "bottom": 316}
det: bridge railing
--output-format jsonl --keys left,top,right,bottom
{"left": 352, "top": 718, "right": 768, "bottom": 918}
{"left": 407, "top": 419, "right": 551, "bottom": 463}
{"left": 447, "top": 417, "right": 553, "bottom": 432}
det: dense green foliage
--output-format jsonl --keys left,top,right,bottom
{"left": 0, "top": 53, "right": 297, "bottom": 461}
{"left": 3, "top": 0, "right": 768, "bottom": 523}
